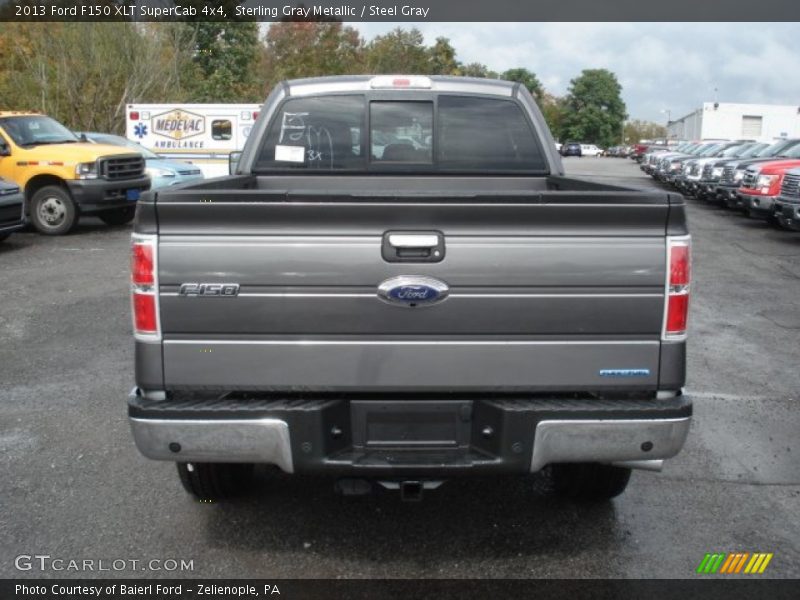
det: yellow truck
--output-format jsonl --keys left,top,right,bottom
{"left": 0, "top": 111, "right": 150, "bottom": 234}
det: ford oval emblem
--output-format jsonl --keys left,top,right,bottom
{"left": 377, "top": 276, "right": 449, "bottom": 307}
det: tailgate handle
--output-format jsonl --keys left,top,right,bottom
{"left": 382, "top": 231, "right": 445, "bottom": 263}
{"left": 388, "top": 234, "right": 439, "bottom": 248}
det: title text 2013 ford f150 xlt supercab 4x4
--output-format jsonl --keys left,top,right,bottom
{"left": 128, "top": 75, "right": 692, "bottom": 503}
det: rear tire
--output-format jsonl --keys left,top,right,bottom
{"left": 177, "top": 462, "right": 254, "bottom": 501}
{"left": 0, "top": 233, "right": 9, "bottom": 242}
{"left": 30, "top": 185, "right": 78, "bottom": 235}
{"left": 549, "top": 463, "right": 632, "bottom": 501}
{"left": 98, "top": 206, "right": 136, "bottom": 226}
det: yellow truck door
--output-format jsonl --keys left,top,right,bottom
{"left": 0, "top": 129, "right": 19, "bottom": 184}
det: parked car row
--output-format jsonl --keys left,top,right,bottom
{"left": 0, "top": 111, "right": 203, "bottom": 241}
{"left": 559, "top": 142, "right": 680, "bottom": 159}
{"left": 605, "top": 145, "right": 633, "bottom": 158}
{"left": 638, "top": 138, "right": 800, "bottom": 231}
{"left": 558, "top": 141, "right": 603, "bottom": 157}
{"left": 628, "top": 140, "right": 688, "bottom": 161}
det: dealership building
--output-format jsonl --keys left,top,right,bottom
{"left": 666, "top": 102, "right": 800, "bottom": 142}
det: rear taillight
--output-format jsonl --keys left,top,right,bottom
{"left": 663, "top": 236, "right": 691, "bottom": 340}
{"left": 133, "top": 294, "right": 157, "bottom": 333}
{"left": 131, "top": 234, "right": 160, "bottom": 340}
{"left": 130, "top": 111, "right": 139, "bottom": 121}
{"left": 131, "top": 243, "right": 154, "bottom": 286}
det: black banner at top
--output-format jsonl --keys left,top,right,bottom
{"left": 3, "top": 0, "right": 800, "bottom": 22}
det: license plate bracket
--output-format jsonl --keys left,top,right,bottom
{"left": 350, "top": 401, "right": 471, "bottom": 449}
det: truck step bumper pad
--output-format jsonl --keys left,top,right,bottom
{"left": 129, "top": 417, "right": 294, "bottom": 473}
{"left": 529, "top": 417, "right": 690, "bottom": 472}
{"left": 128, "top": 390, "right": 691, "bottom": 475}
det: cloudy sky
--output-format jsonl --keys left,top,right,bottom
{"left": 353, "top": 22, "right": 800, "bottom": 123}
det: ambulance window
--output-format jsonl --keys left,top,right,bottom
{"left": 212, "top": 120, "right": 232, "bottom": 141}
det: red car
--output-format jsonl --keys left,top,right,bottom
{"left": 737, "top": 158, "right": 800, "bottom": 222}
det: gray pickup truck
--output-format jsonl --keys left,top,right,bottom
{"left": 128, "top": 75, "right": 692, "bottom": 503}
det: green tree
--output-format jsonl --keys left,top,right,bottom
{"left": 0, "top": 22, "right": 194, "bottom": 133}
{"left": 561, "top": 69, "right": 627, "bottom": 147}
{"left": 540, "top": 92, "right": 567, "bottom": 140}
{"left": 365, "top": 28, "right": 430, "bottom": 74}
{"left": 456, "top": 62, "right": 498, "bottom": 78}
{"left": 500, "top": 68, "right": 543, "bottom": 103}
{"left": 186, "top": 22, "right": 261, "bottom": 102}
{"left": 263, "top": 22, "right": 364, "bottom": 88}
{"left": 427, "top": 37, "right": 459, "bottom": 75}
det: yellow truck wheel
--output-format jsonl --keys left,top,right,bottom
{"left": 30, "top": 185, "right": 78, "bottom": 235}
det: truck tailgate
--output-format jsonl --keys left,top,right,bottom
{"left": 152, "top": 183, "right": 673, "bottom": 392}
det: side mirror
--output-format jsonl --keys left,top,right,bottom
{"left": 0, "top": 140, "right": 10, "bottom": 156}
{"left": 229, "top": 151, "right": 242, "bottom": 175}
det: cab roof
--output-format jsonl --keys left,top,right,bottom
{"left": 285, "top": 75, "right": 517, "bottom": 98}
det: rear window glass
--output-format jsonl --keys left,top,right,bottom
{"left": 370, "top": 102, "right": 432, "bottom": 164}
{"left": 438, "top": 96, "right": 545, "bottom": 171}
{"left": 254, "top": 94, "right": 546, "bottom": 173}
{"left": 256, "top": 95, "right": 366, "bottom": 171}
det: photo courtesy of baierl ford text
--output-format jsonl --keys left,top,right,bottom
{"left": 1, "top": 1, "right": 799, "bottom": 598}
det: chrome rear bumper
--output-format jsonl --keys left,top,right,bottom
{"left": 529, "top": 417, "right": 690, "bottom": 472}
{"left": 130, "top": 411, "right": 690, "bottom": 475}
{"left": 130, "top": 417, "right": 294, "bottom": 473}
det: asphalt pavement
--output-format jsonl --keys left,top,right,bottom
{"left": 1, "top": 157, "right": 798, "bottom": 579}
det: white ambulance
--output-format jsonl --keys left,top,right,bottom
{"left": 125, "top": 103, "right": 261, "bottom": 178}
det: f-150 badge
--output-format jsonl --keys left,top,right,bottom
{"left": 377, "top": 276, "right": 449, "bottom": 307}
{"left": 179, "top": 283, "right": 239, "bottom": 297}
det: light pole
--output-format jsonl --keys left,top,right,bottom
{"left": 661, "top": 109, "right": 672, "bottom": 140}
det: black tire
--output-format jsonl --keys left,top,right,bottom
{"left": 98, "top": 206, "right": 136, "bottom": 226}
{"left": 549, "top": 463, "right": 632, "bottom": 501}
{"left": 29, "top": 185, "right": 78, "bottom": 235}
{"left": 176, "top": 462, "right": 254, "bottom": 501}
{"left": 0, "top": 232, "right": 10, "bottom": 242}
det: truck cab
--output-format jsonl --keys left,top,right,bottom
{"left": 0, "top": 111, "right": 150, "bottom": 234}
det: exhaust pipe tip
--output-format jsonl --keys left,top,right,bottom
{"left": 612, "top": 459, "right": 664, "bottom": 472}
